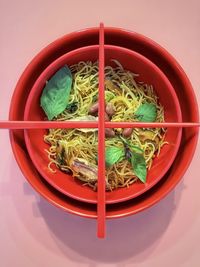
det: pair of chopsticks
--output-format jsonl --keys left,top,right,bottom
{"left": 0, "top": 23, "right": 199, "bottom": 239}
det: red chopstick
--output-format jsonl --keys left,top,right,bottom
{"left": 97, "top": 22, "right": 106, "bottom": 238}
{"left": 0, "top": 120, "right": 98, "bottom": 129}
{"left": 0, "top": 121, "right": 200, "bottom": 129}
{"left": 105, "top": 122, "right": 200, "bottom": 128}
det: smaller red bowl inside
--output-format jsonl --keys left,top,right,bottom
{"left": 24, "top": 44, "right": 182, "bottom": 204}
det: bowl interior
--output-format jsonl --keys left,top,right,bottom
{"left": 24, "top": 44, "right": 182, "bottom": 204}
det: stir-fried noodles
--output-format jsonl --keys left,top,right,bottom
{"left": 43, "top": 61, "right": 167, "bottom": 191}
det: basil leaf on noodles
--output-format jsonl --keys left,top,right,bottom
{"left": 131, "top": 151, "right": 147, "bottom": 183}
{"left": 119, "top": 136, "right": 143, "bottom": 154}
{"left": 120, "top": 135, "right": 146, "bottom": 182}
{"left": 105, "top": 147, "right": 125, "bottom": 166}
{"left": 40, "top": 66, "right": 72, "bottom": 120}
{"left": 135, "top": 103, "right": 157, "bottom": 122}
{"left": 105, "top": 90, "right": 115, "bottom": 102}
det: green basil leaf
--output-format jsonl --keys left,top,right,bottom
{"left": 105, "top": 90, "right": 115, "bottom": 102}
{"left": 105, "top": 147, "right": 125, "bottom": 166}
{"left": 131, "top": 152, "right": 147, "bottom": 183}
{"left": 135, "top": 103, "right": 157, "bottom": 122}
{"left": 40, "top": 66, "right": 72, "bottom": 120}
{"left": 130, "top": 145, "right": 144, "bottom": 154}
{"left": 119, "top": 136, "right": 143, "bottom": 154}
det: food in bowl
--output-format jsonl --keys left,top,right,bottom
{"left": 40, "top": 60, "right": 167, "bottom": 191}
{"left": 24, "top": 44, "right": 182, "bottom": 203}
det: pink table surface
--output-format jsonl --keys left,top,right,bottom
{"left": 0, "top": 0, "right": 200, "bottom": 266}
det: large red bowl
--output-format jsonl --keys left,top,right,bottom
{"left": 24, "top": 45, "right": 182, "bottom": 204}
{"left": 9, "top": 27, "right": 199, "bottom": 218}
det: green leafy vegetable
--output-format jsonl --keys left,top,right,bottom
{"left": 130, "top": 145, "right": 144, "bottom": 154}
{"left": 131, "top": 152, "right": 147, "bottom": 183}
{"left": 105, "top": 146, "right": 125, "bottom": 166}
{"left": 105, "top": 90, "right": 115, "bottom": 102}
{"left": 119, "top": 136, "right": 147, "bottom": 182}
{"left": 40, "top": 66, "right": 72, "bottom": 120}
{"left": 119, "top": 136, "right": 143, "bottom": 154}
{"left": 135, "top": 103, "right": 157, "bottom": 122}
{"left": 104, "top": 138, "right": 147, "bottom": 182}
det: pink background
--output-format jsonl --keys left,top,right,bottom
{"left": 0, "top": 0, "right": 200, "bottom": 266}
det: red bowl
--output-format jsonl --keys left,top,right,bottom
{"left": 24, "top": 44, "right": 182, "bottom": 204}
{"left": 9, "top": 27, "right": 199, "bottom": 218}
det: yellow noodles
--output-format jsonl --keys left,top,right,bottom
{"left": 44, "top": 61, "right": 166, "bottom": 191}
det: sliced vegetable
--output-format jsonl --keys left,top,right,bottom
{"left": 105, "top": 79, "right": 121, "bottom": 95}
{"left": 138, "top": 129, "right": 160, "bottom": 149}
{"left": 70, "top": 115, "right": 97, "bottom": 121}
{"left": 135, "top": 103, "right": 157, "bottom": 122}
{"left": 70, "top": 115, "right": 98, "bottom": 133}
{"left": 138, "top": 129, "right": 156, "bottom": 141}
{"left": 105, "top": 146, "right": 125, "bottom": 166}
{"left": 131, "top": 152, "right": 147, "bottom": 183}
{"left": 40, "top": 66, "right": 72, "bottom": 120}
{"left": 70, "top": 158, "right": 98, "bottom": 182}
